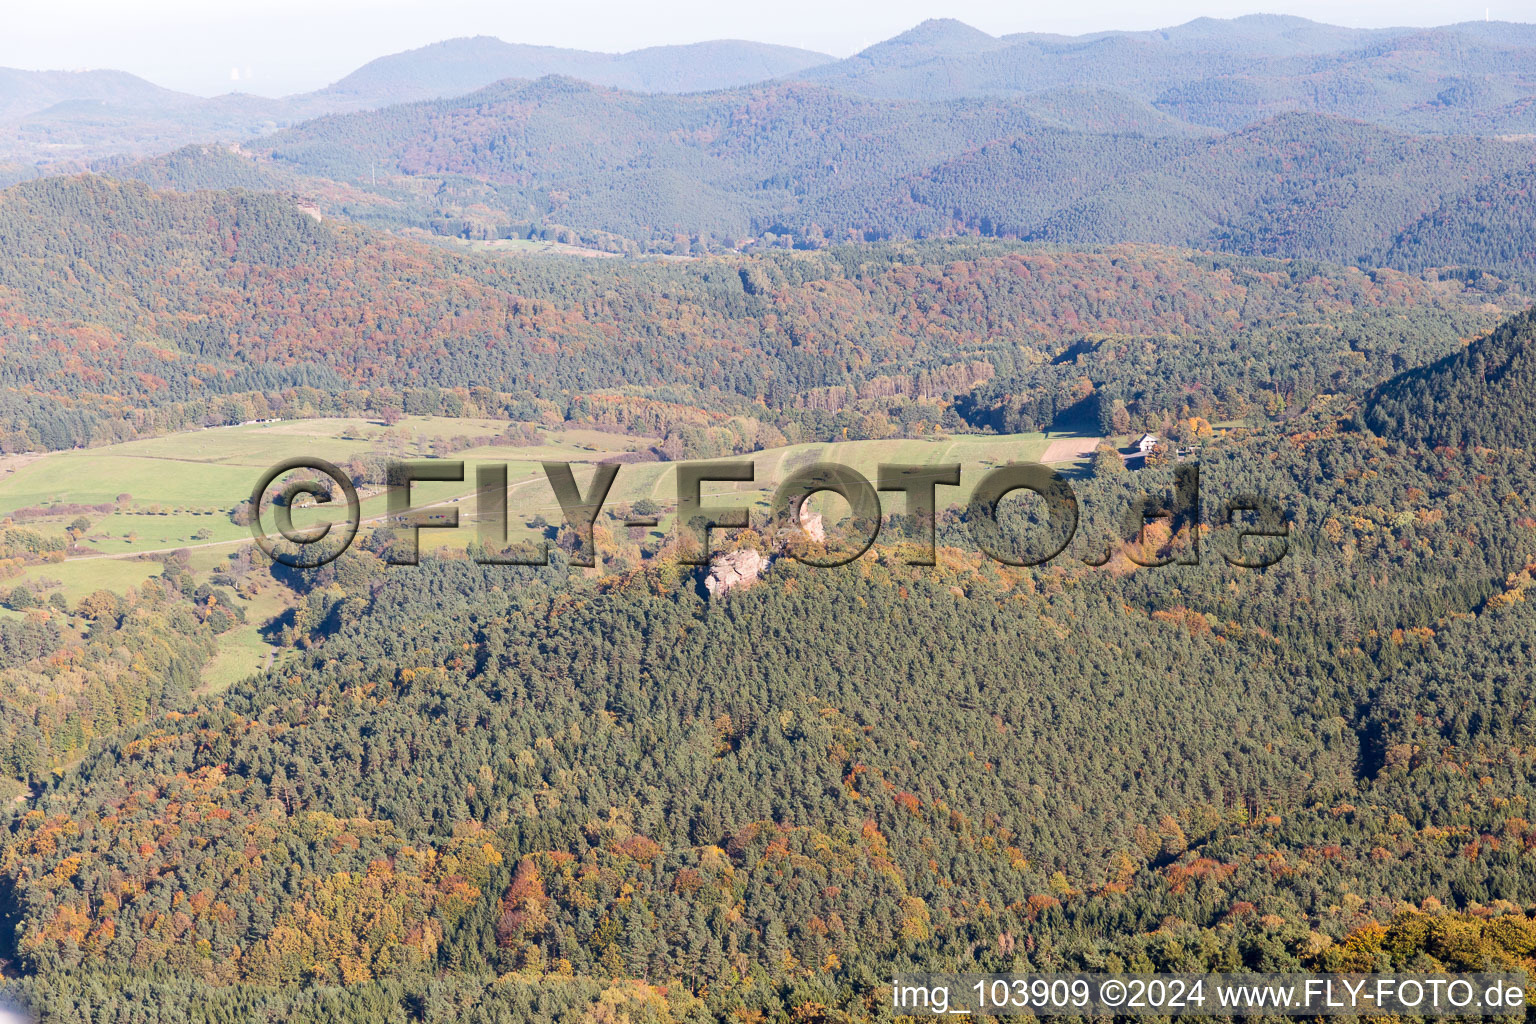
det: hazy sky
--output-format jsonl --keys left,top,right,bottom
{"left": 2, "top": 0, "right": 1527, "bottom": 97}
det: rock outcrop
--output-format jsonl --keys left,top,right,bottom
{"left": 704, "top": 548, "right": 769, "bottom": 598}
{"left": 701, "top": 501, "right": 820, "bottom": 599}
{"left": 799, "top": 503, "right": 825, "bottom": 543}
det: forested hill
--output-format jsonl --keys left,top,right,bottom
{"left": 7, "top": 15, "right": 1536, "bottom": 170}
{"left": 6, "top": 15, "right": 1536, "bottom": 1024}
{"left": 0, "top": 67, "right": 195, "bottom": 124}
{"left": 315, "top": 36, "right": 834, "bottom": 106}
{"left": 0, "top": 38, "right": 836, "bottom": 166}
{"left": 1367, "top": 306, "right": 1536, "bottom": 449}
{"left": 241, "top": 78, "right": 1536, "bottom": 266}
{"left": 0, "top": 174, "right": 1527, "bottom": 453}
{"left": 6, "top": 305, "right": 1536, "bottom": 1020}
{"left": 1372, "top": 166, "right": 1536, "bottom": 274}
{"left": 794, "top": 16, "right": 1536, "bottom": 135}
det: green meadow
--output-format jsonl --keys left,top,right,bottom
{"left": 3, "top": 418, "right": 1088, "bottom": 573}
{"left": 11, "top": 557, "right": 163, "bottom": 603}
{"left": 197, "top": 586, "right": 293, "bottom": 693}
{"left": 0, "top": 417, "right": 645, "bottom": 555}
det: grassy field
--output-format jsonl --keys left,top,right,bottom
{"left": 199, "top": 586, "right": 292, "bottom": 693}
{"left": 511, "top": 431, "right": 1057, "bottom": 516}
{"left": 0, "top": 453, "right": 256, "bottom": 516}
{"left": 447, "top": 237, "right": 627, "bottom": 260}
{"left": 0, "top": 416, "right": 650, "bottom": 516}
{"left": 11, "top": 557, "right": 163, "bottom": 603}
{"left": 3, "top": 419, "right": 1089, "bottom": 571}
{"left": 0, "top": 417, "right": 652, "bottom": 555}
{"left": 413, "top": 430, "right": 1070, "bottom": 553}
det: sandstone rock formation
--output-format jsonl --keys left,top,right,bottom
{"left": 798, "top": 501, "right": 825, "bottom": 543}
{"left": 704, "top": 548, "right": 769, "bottom": 598}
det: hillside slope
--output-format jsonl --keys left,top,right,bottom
{"left": 0, "top": 37, "right": 833, "bottom": 165}
{"left": 793, "top": 16, "right": 1536, "bottom": 135}
{"left": 248, "top": 78, "right": 1536, "bottom": 263}
{"left": 315, "top": 35, "right": 833, "bottom": 107}
{"left": 0, "top": 66, "right": 195, "bottom": 123}
{"left": 0, "top": 175, "right": 1525, "bottom": 453}
{"left": 1367, "top": 306, "right": 1536, "bottom": 448}
{"left": 6, "top": 305, "right": 1536, "bottom": 1019}
{"left": 7, "top": 16, "right": 1536, "bottom": 168}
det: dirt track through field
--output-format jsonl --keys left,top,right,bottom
{"left": 1041, "top": 435, "right": 1102, "bottom": 463}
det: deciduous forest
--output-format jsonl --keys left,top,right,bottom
{"left": 1, "top": 12, "right": 1535, "bottom": 1023}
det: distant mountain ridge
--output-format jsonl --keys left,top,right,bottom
{"left": 4, "top": 14, "right": 1536, "bottom": 169}
{"left": 316, "top": 36, "right": 833, "bottom": 107}
{"left": 6, "top": 13, "right": 1536, "bottom": 273}
{"left": 231, "top": 75, "right": 1536, "bottom": 268}
{"left": 792, "top": 16, "right": 1536, "bottom": 133}
{"left": 0, "top": 36, "right": 835, "bottom": 165}
{"left": 0, "top": 66, "right": 195, "bottom": 123}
